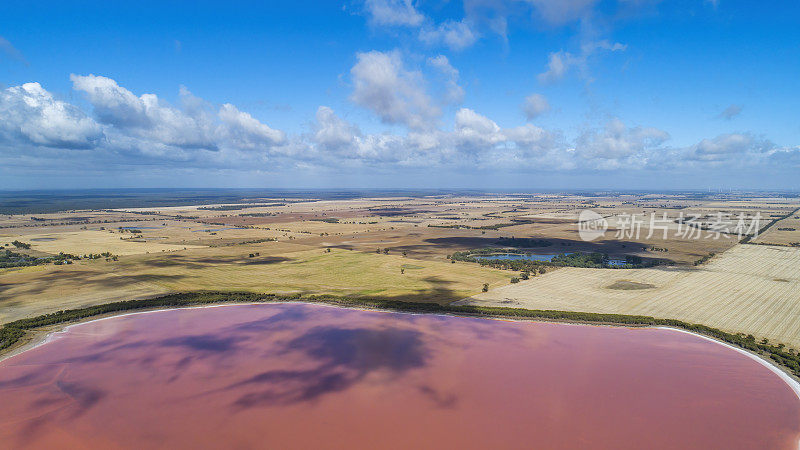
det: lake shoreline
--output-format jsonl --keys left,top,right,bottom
{"left": 3, "top": 294, "right": 800, "bottom": 398}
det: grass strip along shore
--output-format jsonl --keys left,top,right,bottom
{"left": 2, "top": 291, "right": 799, "bottom": 377}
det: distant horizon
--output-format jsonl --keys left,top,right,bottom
{"left": 2, "top": 187, "right": 799, "bottom": 194}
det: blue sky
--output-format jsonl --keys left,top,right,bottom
{"left": 1, "top": 0, "right": 798, "bottom": 190}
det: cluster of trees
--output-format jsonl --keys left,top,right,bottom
{"left": 0, "top": 249, "right": 41, "bottom": 268}
{"left": 693, "top": 252, "right": 716, "bottom": 266}
{"left": 237, "top": 238, "right": 275, "bottom": 245}
{"left": 451, "top": 248, "right": 660, "bottom": 270}
{"left": 0, "top": 249, "right": 95, "bottom": 268}
{"left": 240, "top": 212, "right": 277, "bottom": 217}
{"left": 79, "top": 252, "right": 117, "bottom": 262}
{"left": 198, "top": 203, "right": 285, "bottom": 211}
{"left": 11, "top": 240, "right": 31, "bottom": 249}
{"left": 427, "top": 220, "right": 535, "bottom": 231}
{"left": 3, "top": 291, "right": 800, "bottom": 377}
{"left": 52, "top": 252, "right": 81, "bottom": 265}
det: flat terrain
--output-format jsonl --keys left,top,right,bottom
{"left": 461, "top": 244, "right": 800, "bottom": 347}
{"left": 2, "top": 190, "right": 800, "bottom": 349}
{"left": 753, "top": 212, "right": 800, "bottom": 246}
{"left": 0, "top": 242, "right": 511, "bottom": 323}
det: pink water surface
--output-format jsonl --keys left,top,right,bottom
{"left": 1, "top": 303, "right": 798, "bottom": 449}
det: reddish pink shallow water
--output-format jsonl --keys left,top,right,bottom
{"left": 1, "top": 304, "right": 799, "bottom": 449}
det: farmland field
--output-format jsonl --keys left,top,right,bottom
{"left": 0, "top": 242, "right": 511, "bottom": 324}
{"left": 1, "top": 191, "right": 799, "bottom": 350}
{"left": 461, "top": 244, "right": 800, "bottom": 347}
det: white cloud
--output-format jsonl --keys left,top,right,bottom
{"left": 70, "top": 74, "right": 150, "bottom": 127}
{"left": 306, "top": 104, "right": 571, "bottom": 169}
{"left": 350, "top": 50, "right": 440, "bottom": 129}
{"left": 453, "top": 108, "right": 504, "bottom": 152}
{"left": 767, "top": 146, "right": 800, "bottom": 167}
{"left": 313, "top": 106, "right": 360, "bottom": 153}
{"left": 522, "top": 93, "right": 551, "bottom": 120}
{"left": 687, "top": 133, "right": 770, "bottom": 162}
{"left": 427, "top": 55, "right": 465, "bottom": 103}
{"left": 0, "top": 82, "right": 103, "bottom": 149}
{"left": 310, "top": 106, "right": 426, "bottom": 163}
{"left": 2, "top": 76, "right": 794, "bottom": 182}
{"left": 218, "top": 103, "right": 286, "bottom": 149}
{"left": 503, "top": 124, "right": 558, "bottom": 154}
{"left": 538, "top": 40, "right": 627, "bottom": 84}
{"left": 419, "top": 20, "right": 479, "bottom": 51}
{"left": 364, "top": 0, "right": 424, "bottom": 27}
{"left": 575, "top": 118, "right": 669, "bottom": 164}
{"left": 71, "top": 74, "right": 220, "bottom": 150}
{"left": 70, "top": 74, "right": 287, "bottom": 155}
{"left": 361, "top": 1, "right": 480, "bottom": 50}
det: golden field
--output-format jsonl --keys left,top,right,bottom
{"left": 0, "top": 241, "right": 511, "bottom": 323}
{"left": 461, "top": 244, "right": 800, "bottom": 347}
{"left": 2, "top": 192, "right": 800, "bottom": 349}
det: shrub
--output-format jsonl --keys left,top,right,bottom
{"left": 11, "top": 240, "right": 31, "bottom": 249}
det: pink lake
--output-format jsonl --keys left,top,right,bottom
{"left": 0, "top": 303, "right": 798, "bottom": 449}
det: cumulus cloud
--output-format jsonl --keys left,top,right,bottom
{"left": 686, "top": 133, "right": 771, "bottom": 162}
{"left": 767, "top": 146, "right": 800, "bottom": 167}
{"left": 218, "top": 104, "right": 286, "bottom": 149}
{"left": 362, "top": 1, "right": 480, "bottom": 50}
{"left": 538, "top": 40, "right": 627, "bottom": 84}
{"left": 71, "top": 74, "right": 221, "bottom": 150}
{"left": 0, "top": 82, "right": 103, "bottom": 149}
{"left": 575, "top": 118, "right": 669, "bottom": 164}
{"left": 427, "top": 55, "right": 465, "bottom": 103}
{"left": 307, "top": 105, "right": 564, "bottom": 168}
{"left": 69, "top": 74, "right": 287, "bottom": 155}
{"left": 350, "top": 50, "right": 440, "bottom": 129}
{"left": 310, "top": 106, "right": 427, "bottom": 163}
{"left": 522, "top": 94, "right": 550, "bottom": 120}
{"left": 449, "top": 109, "right": 564, "bottom": 166}
{"left": 419, "top": 20, "right": 479, "bottom": 51}
{"left": 503, "top": 124, "right": 558, "bottom": 155}
{"left": 1, "top": 75, "right": 794, "bottom": 181}
{"left": 364, "top": 0, "right": 424, "bottom": 27}
{"left": 453, "top": 108, "right": 504, "bottom": 152}
{"left": 718, "top": 104, "right": 743, "bottom": 120}
{"left": 313, "top": 106, "right": 360, "bottom": 153}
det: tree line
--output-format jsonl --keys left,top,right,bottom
{"left": 2, "top": 291, "right": 800, "bottom": 377}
